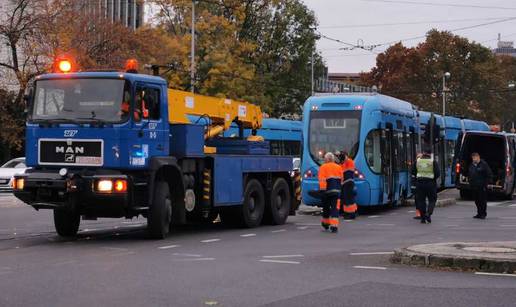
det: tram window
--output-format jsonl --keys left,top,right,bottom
{"left": 407, "top": 133, "right": 414, "bottom": 168}
{"left": 365, "top": 130, "right": 382, "bottom": 173}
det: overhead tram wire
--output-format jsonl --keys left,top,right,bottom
{"left": 318, "top": 33, "right": 381, "bottom": 55}
{"left": 319, "top": 17, "right": 516, "bottom": 29}
{"left": 373, "top": 16, "right": 516, "bottom": 49}
{"left": 361, "top": 0, "right": 516, "bottom": 11}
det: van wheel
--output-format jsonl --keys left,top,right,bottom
{"left": 53, "top": 208, "right": 80, "bottom": 237}
{"left": 147, "top": 181, "right": 172, "bottom": 239}
{"left": 240, "top": 179, "right": 265, "bottom": 228}
{"left": 264, "top": 178, "right": 291, "bottom": 225}
{"left": 506, "top": 186, "right": 515, "bottom": 200}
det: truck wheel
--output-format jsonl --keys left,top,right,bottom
{"left": 53, "top": 209, "right": 80, "bottom": 237}
{"left": 147, "top": 181, "right": 172, "bottom": 239}
{"left": 265, "top": 178, "right": 291, "bottom": 225}
{"left": 241, "top": 179, "right": 265, "bottom": 228}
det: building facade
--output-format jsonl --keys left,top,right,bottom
{"left": 493, "top": 34, "right": 516, "bottom": 58}
{"left": 80, "top": 0, "right": 145, "bottom": 30}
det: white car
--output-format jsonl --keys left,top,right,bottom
{"left": 0, "top": 158, "right": 27, "bottom": 192}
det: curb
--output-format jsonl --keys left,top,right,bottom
{"left": 391, "top": 247, "right": 516, "bottom": 274}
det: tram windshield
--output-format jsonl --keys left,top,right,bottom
{"left": 309, "top": 110, "right": 361, "bottom": 164}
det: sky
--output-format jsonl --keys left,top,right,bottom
{"left": 302, "top": 0, "right": 516, "bottom": 73}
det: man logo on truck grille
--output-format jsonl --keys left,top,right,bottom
{"left": 65, "top": 154, "right": 75, "bottom": 163}
{"left": 56, "top": 146, "right": 85, "bottom": 154}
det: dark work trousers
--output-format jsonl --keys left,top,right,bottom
{"left": 472, "top": 186, "right": 488, "bottom": 217}
{"left": 415, "top": 179, "right": 437, "bottom": 218}
{"left": 322, "top": 194, "right": 339, "bottom": 222}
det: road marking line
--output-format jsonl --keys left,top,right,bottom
{"left": 259, "top": 259, "right": 300, "bottom": 264}
{"left": 509, "top": 204, "right": 516, "bottom": 207}
{"left": 174, "top": 258, "right": 215, "bottom": 262}
{"left": 368, "top": 215, "right": 381, "bottom": 218}
{"left": 350, "top": 252, "right": 394, "bottom": 256}
{"left": 102, "top": 247, "right": 128, "bottom": 252}
{"left": 407, "top": 210, "right": 415, "bottom": 213}
{"left": 475, "top": 272, "right": 516, "bottom": 277}
{"left": 353, "top": 266, "right": 387, "bottom": 270}
{"left": 201, "top": 238, "right": 221, "bottom": 243}
{"left": 297, "top": 226, "right": 308, "bottom": 230}
{"left": 80, "top": 228, "right": 98, "bottom": 232}
{"left": 173, "top": 253, "right": 202, "bottom": 257}
{"left": 262, "top": 255, "right": 304, "bottom": 259}
{"left": 158, "top": 244, "right": 179, "bottom": 250}
{"left": 271, "top": 229, "right": 286, "bottom": 233}
{"left": 366, "top": 223, "right": 394, "bottom": 226}
{"left": 240, "top": 233, "right": 256, "bottom": 237}
{"left": 344, "top": 219, "right": 354, "bottom": 222}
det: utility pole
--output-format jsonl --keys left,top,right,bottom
{"left": 311, "top": 51, "right": 314, "bottom": 95}
{"left": 191, "top": 0, "right": 196, "bottom": 94}
{"left": 442, "top": 72, "right": 451, "bottom": 116}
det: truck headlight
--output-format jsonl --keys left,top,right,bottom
{"left": 95, "top": 179, "right": 127, "bottom": 193}
{"left": 96, "top": 180, "right": 113, "bottom": 192}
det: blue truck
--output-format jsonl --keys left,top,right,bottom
{"left": 12, "top": 59, "right": 298, "bottom": 239}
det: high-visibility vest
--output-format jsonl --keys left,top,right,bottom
{"left": 319, "top": 162, "right": 343, "bottom": 193}
{"left": 416, "top": 157, "right": 434, "bottom": 179}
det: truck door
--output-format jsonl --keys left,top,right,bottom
{"left": 131, "top": 83, "right": 168, "bottom": 167}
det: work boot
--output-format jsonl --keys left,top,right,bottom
{"left": 321, "top": 222, "right": 329, "bottom": 230}
{"left": 413, "top": 216, "right": 421, "bottom": 220}
{"left": 330, "top": 226, "right": 338, "bottom": 233}
{"left": 420, "top": 217, "right": 427, "bottom": 224}
{"left": 426, "top": 216, "right": 432, "bottom": 223}
{"left": 473, "top": 215, "right": 481, "bottom": 219}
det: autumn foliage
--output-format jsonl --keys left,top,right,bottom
{"left": 360, "top": 30, "right": 516, "bottom": 125}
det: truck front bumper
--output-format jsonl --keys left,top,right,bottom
{"left": 13, "top": 169, "right": 133, "bottom": 218}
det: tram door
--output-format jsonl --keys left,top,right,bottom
{"left": 381, "top": 127, "right": 398, "bottom": 204}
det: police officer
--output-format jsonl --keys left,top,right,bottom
{"left": 338, "top": 151, "right": 358, "bottom": 219}
{"left": 469, "top": 152, "right": 493, "bottom": 219}
{"left": 318, "top": 152, "right": 343, "bottom": 233}
{"left": 412, "top": 151, "right": 440, "bottom": 224}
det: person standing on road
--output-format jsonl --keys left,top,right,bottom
{"left": 338, "top": 151, "right": 358, "bottom": 220}
{"left": 412, "top": 151, "right": 440, "bottom": 224}
{"left": 318, "top": 152, "right": 343, "bottom": 233}
{"left": 469, "top": 152, "right": 493, "bottom": 219}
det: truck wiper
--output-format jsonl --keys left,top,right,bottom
{"left": 33, "top": 118, "right": 83, "bottom": 125}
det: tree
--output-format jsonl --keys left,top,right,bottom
{"left": 360, "top": 30, "right": 510, "bottom": 123}
{"left": 150, "top": 0, "right": 325, "bottom": 115}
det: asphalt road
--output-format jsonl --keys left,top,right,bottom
{"left": 1, "top": 191, "right": 516, "bottom": 307}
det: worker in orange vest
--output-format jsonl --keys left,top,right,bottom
{"left": 318, "top": 152, "right": 343, "bottom": 233}
{"left": 338, "top": 151, "right": 358, "bottom": 219}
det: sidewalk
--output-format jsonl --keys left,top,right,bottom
{"left": 391, "top": 241, "right": 516, "bottom": 274}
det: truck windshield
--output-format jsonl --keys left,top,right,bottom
{"left": 309, "top": 110, "right": 361, "bottom": 165}
{"left": 31, "top": 78, "right": 130, "bottom": 123}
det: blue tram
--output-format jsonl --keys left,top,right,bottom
{"left": 301, "top": 93, "right": 489, "bottom": 207}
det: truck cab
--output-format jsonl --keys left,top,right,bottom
{"left": 13, "top": 61, "right": 297, "bottom": 239}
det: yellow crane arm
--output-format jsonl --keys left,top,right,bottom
{"left": 167, "top": 89, "right": 263, "bottom": 138}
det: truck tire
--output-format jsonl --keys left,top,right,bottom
{"left": 241, "top": 179, "right": 265, "bottom": 228}
{"left": 53, "top": 209, "right": 80, "bottom": 237}
{"left": 147, "top": 181, "right": 172, "bottom": 239}
{"left": 264, "top": 178, "right": 291, "bottom": 225}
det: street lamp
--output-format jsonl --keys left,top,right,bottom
{"left": 442, "top": 72, "right": 451, "bottom": 116}
{"left": 191, "top": 0, "right": 196, "bottom": 94}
